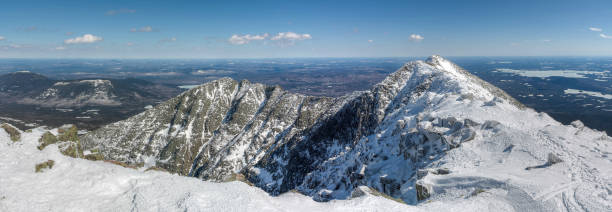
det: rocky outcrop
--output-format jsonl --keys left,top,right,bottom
{"left": 1, "top": 123, "right": 21, "bottom": 142}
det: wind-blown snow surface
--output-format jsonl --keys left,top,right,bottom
{"left": 0, "top": 127, "right": 415, "bottom": 211}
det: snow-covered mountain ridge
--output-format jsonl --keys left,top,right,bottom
{"left": 78, "top": 55, "right": 611, "bottom": 210}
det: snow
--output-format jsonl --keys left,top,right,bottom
{"left": 564, "top": 88, "right": 612, "bottom": 100}
{"left": 80, "top": 79, "right": 111, "bottom": 87}
{"left": 53, "top": 82, "right": 70, "bottom": 86}
{"left": 178, "top": 85, "right": 200, "bottom": 89}
{"left": 0, "top": 127, "right": 416, "bottom": 212}
{"left": 496, "top": 68, "right": 607, "bottom": 79}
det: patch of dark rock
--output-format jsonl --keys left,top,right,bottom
{"left": 432, "top": 168, "right": 450, "bottom": 175}
{"left": 1, "top": 123, "right": 20, "bottom": 142}
{"left": 463, "top": 119, "right": 479, "bottom": 127}
{"left": 417, "top": 169, "right": 429, "bottom": 179}
{"left": 471, "top": 188, "right": 487, "bottom": 197}
{"left": 35, "top": 160, "right": 55, "bottom": 173}
{"left": 503, "top": 144, "right": 514, "bottom": 153}
{"left": 350, "top": 187, "right": 366, "bottom": 198}
{"left": 416, "top": 182, "right": 431, "bottom": 201}
{"left": 481, "top": 120, "right": 501, "bottom": 130}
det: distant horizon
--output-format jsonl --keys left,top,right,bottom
{"left": 2, "top": 55, "right": 612, "bottom": 60}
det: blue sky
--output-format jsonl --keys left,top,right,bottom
{"left": 0, "top": 0, "right": 611, "bottom": 58}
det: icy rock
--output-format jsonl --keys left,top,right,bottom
{"left": 547, "top": 153, "right": 563, "bottom": 165}
{"left": 463, "top": 119, "right": 479, "bottom": 127}
{"left": 417, "top": 169, "right": 429, "bottom": 179}
{"left": 416, "top": 181, "right": 432, "bottom": 201}
{"left": 481, "top": 120, "right": 501, "bottom": 130}
{"left": 432, "top": 168, "right": 450, "bottom": 175}
{"left": 571, "top": 120, "right": 585, "bottom": 129}
{"left": 350, "top": 186, "right": 367, "bottom": 198}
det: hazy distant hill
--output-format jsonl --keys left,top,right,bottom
{"left": 0, "top": 71, "right": 183, "bottom": 130}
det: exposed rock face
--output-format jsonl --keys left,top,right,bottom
{"left": 416, "top": 182, "right": 432, "bottom": 201}
{"left": 1, "top": 123, "right": 21, "bottom": 142}
{"left": 82, "top": 78, "right": 339, "bottom": 176}
{"left": 81, "top": 55, "right": 527, "bottom": 204}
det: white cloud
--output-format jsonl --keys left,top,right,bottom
{"left": 228, "top": 33, "right": 269, "bottom": 45}
{"left": 64, "top": 34, "right": 103, "bottom": 44}
{"left": 1, "top": 44, "right": 24, "bottom": 50}
{"left": 55, "top": 46, "right": 66, "bottom": 50}
{"left": 126, "top": 42, "right": 134, "bottom": 46}
{"left": 589, "top": 27, "right": 603, "bottom": 32}
{"left": 269, "top": 32, "right": 312, "bottom": 46}
{"left": 409, "top": 34, "right": 424, "bottom": 41}
{"left": 159, "top": 37, "right": 177, "bottom": 43}
{"left": 0, "top": 36, "right": 5, "bottom": 41}
{"left": 131, "top": 26, "right": 154, "bottom": 32}
{"left": 270, "top": 32, "right": 312, "bottom": 41}
{"left": 600, "top": 33, "right": 612, "bottom": 39}
{"left": 20, "top": 26, "right": 38, "bottom": 32}
{"left": 228, "top": 32, "right": 312, "bottom": 46}
{"left": 106, "top": 9, "right": 136, "bottom": 15}
{"left": 368, "top": 39, "right": 373, "bottom": 43}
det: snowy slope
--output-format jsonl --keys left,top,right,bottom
{"left": 257, "top": 55, "right": 611, "bottom": 209}
{"left": 5, "top": 125, "right": 606, "bottom": 211}
{"left": 0, "top": 127, "right": 416, "bottom": 212}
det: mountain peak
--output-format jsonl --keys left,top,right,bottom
{"left": 81, "top": 56, "right": 609, "bottom": 206}
{"left": 419, "top": 54, "right": 524, "bottom": 108}
{"left": 425, "top": 54, "right": 448, "bottom": 66}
